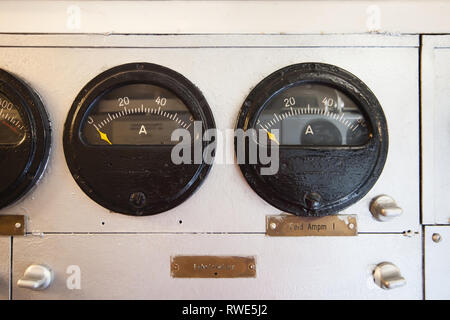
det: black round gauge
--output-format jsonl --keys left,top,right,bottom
{"left": 0, "top": 69, "right": 51, "bottom": 209}
{"left": 235, "top": 63, "right": 388, "bottom": 216}
{"left": 63, "top": 63, "right": 215, "bottom": 216}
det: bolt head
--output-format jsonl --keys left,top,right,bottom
{"left": 129, "top": 192, "right": 147, "bottom": 209}
{"left": 432, "top": 233, "right": 442, "bottom": 243}
{"left": 304, "top": 192, "right": 322, "bottom": 210}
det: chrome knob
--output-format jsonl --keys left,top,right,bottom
{"left": 373, "top": 262, "right": 406, "bottom": 289}
{"left": 17, "top": 264, "right": 53, "bottom": 290}
{"left": 370, "top": 195, "right": 403, "bottom": 221}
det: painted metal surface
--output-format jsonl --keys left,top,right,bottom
{"left": 425, "top": 226, "right": 450, "bottom": 299}
{"left": 422, "top": 35, "right": 450, "bottom": 225}
{"left": 12, "top": 233, "right": 421, "bottom": 300}
{"left": 0, "top": 1, "right": 450, "bottom": 34}
{"left": 0, "top": 34, "right": 419, "bottom": 234}
{"left": 0, "top": 237, "right": 10, "bottom": 300}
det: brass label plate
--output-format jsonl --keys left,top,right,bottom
{"left": 266, "top": 214, "right": 357, "bottom": 236}
{"left": 171, "top": 256, "right": 256, "bottom": 278}
{"left": 0, "top": 215, "right": 25, "bottom": 236}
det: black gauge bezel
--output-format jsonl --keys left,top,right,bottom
{"left": 63, "top": 62, "right": 216, "bottom": 216}
{"left": 235, "top": 63, "right": 388, "bottom": 216}
{"left": 0, "top": 69, "right": 51, "bottom": 209}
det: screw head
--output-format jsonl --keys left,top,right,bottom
{"left": 432, "top": 233, "right": 442, "bottom": 243}
{"left": 15, "top": 222, "right": 21, "bottom": 229}
{"left": 129, "top": 192, "right": 146, "bottom": 209}
{"left": 270, "top": 222, "right": 277, "bottom": 230}
{"left": 304, "top": 192, "right": 322, "bottom": 210}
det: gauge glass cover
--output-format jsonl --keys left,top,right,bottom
{"left": 82, "top": 84, "right": 194, "bottom": 146}
{"left": 256, "top": 83, "right": 371, "bottom": 146}
{"left": 0, "top": 92, "right": 26, "bottom": 146}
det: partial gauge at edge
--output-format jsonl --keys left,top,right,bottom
{"left": 64, "top": 63, "right": 215, "bottom": 216}
{"left": 235, "top": 63, "right": 388, "bottom": 217}
{"left": 0, "top": 69, "right": 51, "bottom": 209}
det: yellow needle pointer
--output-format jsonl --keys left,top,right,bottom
{"left": 97, "top": 128, "right": 112, "bottom": 145}
{"left": 263, "top": 128, "right": 280, "bottom": 145}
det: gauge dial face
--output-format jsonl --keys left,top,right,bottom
{"left": 0, "top": 93, "right": 26, "bottom": 146}
{"left": 0, "top": 69, "right": 51, "bottom": 209}
{"left": 256, "top": 83, "right": 371, "bottom": 146}
{"left": 64, "top": 63, "right": 215, "bottom": 216}
{"left": 82, "top": 84, "right": 194, "bottom": 146}
{"left": 236, "top": 63, "right": 388, "bottom": 217}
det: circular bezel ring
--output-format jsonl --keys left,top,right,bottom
{"left": 63, "top": 62, "right": 216, "bottom": 216}
{"left": 0, "top": 69, "right": 51, "bottom": 209}
{"left": 235, "top": 62, "right": 388, "bottom": 216}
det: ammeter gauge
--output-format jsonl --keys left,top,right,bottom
{"left": 0, "top": 69, "right": 51, "bottom": 209}
{"left": 64, "top": 63, "right": 215, "bottom": 216}
{"left": 235, "top": 63, "right": 388, "bottom": 216}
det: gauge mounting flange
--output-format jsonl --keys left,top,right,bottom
{"left": 235, "top": 63, "right": 388, "bottom": 216}
{"left": 64, "top": 63, "right": 215, "bottom": 216}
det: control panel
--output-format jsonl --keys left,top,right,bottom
{"left": 0, "top": 33, "right": 425, "bottom": 299}
{"left": 0, "top": 1, "right": 448, "bottom": 300}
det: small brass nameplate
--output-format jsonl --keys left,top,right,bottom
{"left": 0, "top": 215, "right": 25, "bottom": 236}
{"left": 171, "top": 256, "right": 256, "bottom": 278}
{"left": 266, "top": 214, "right": 357, "bottom": 237}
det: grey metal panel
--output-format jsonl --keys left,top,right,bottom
{"left": 0, "top": 34, "right": 420, "bottom": 234}
{"left": 0, "top": 1, "right": 449, "bottom": 34}
{"left": 0, "top": 237, "right": 10, "bottom": 300}
{"left": 422, "top": 35, "right": 450, "bottom": 225}
{"left": 12, "top": 233, "right": 421, "bottom": 300}
{"left": 425, "top": 226, "right": 450, "bottom": 299}
{"left": 0, "top": 34, "right": 420, "bottom": 48}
